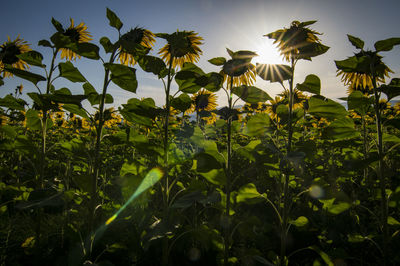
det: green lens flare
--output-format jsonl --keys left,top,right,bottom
{"left": 104, "top": 167, "right": 164, "bottom": 226}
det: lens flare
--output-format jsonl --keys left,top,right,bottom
{"left": 309, "top": 185, "right": 324, "bottom": 199}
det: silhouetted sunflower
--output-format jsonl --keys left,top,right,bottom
{"left": 118, "top": 27, "right": 155, "bottom": 66}
{"left": 60, "top": 19, "right": 93, "bottom": 60}
{"left": 336, "top": 51, "right": 392, "bottom": 94}
{"left": 0, "top": 36, "right": 31, "bottom": 77}
{"left": 187, "top": 89, "right": 218, "bottom": 124}
{"left": 266, "top": 20, "right": 327, "bottom": 61}
{"left": 158, "top": 30, "right": 203, "bottom": 68}
{"left": 221, "top": 49, "right": 257, "bottom": 88}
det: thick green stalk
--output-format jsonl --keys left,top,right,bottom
{"left": 224, "top": 77, "right": 234, "bottom": 266}
{"left": 371, "top": 73, "right": 388, "bottom": 263}
{"left": 161, "top": 59, "right": 173, "bottom": 266}
{"left": 280, "top": 57, "right": 295, "bottom": 266}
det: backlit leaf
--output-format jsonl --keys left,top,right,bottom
{"left": 297, "top": 74, "right": 320, "bottom": 94}
{"left": 232, "top": 85, "right": 272, "bottom": 103}
{"left": 58, "top": 61, "right": 86, "bottom": 82}
{"left": 105, "top": 63, "right": 138, "bottom": 93}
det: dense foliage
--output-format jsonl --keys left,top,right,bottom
{"left": 1, "top": 9, "right": 400, "bottom": 266}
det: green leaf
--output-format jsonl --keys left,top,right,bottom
{"left": 208, "top": 57, "right": 226, "bottom": 66}
{"left": 297, "top": 42, "right": 329, "bottom": 59}
{"left": 320, "top": 199, "right": 351, "bottom": 215}
{"left": 256, "top": 63, "right": 292, "bottom": 83}
{"left": 120, "top": 98, "right": 158, "bottom": 126}
{"left": 308, "top": 246, "right": 334, "bottom": 266}
{"left": 236, "top": 183, "right": 263, "bottom": 204}
{"left": 105, "top": 63, "right": 137, "bottom": 93}
{"left": 17, "top": 51, "right": 44, "bottom": 67}
{"left": 137, "top": 55, "right": 166, "bottom": 76}
{"left": 347, "top": 91, "right": 372, "bottom": 115}
{"left": 308, "top": 95, "right": 348, "bottom": 120}
{"left": 106, "top": 8, "right": 123, "bottom": 30}
{"left": 58, "top": 61, "right": 86, "bottom": 82}
{"left": 347, "top": 35, "right": 364, "bottom": 49}
{"left": 51, "top": 17, "right": 64, "bottom": 32}
{"left": 297, "top": 74, "right": 320, "bottom": 94}
{"left": 3, "top": 66, "right": 46, "bottom": 85}
{"left": 170, "top": 93, "right": 192, "bottom": 113}
{"left": 387, "top": 216, "right": 400, "bottom": 226}
{"left": 195, "top": 72, "right": 224, "bottom": 92}
{"left": 245, "top": 113, "right": 271, "bottom": 136}
{"left": 0, "top": 125, "right": 17, "bottom": 138}
{"left": 290, "top": 216, "right": 309, "bottom": 227}
{"left": 323, "top": 117, "right": 360, "bottom": 140}
{"left": 38, "top": 39, "right": 52, "bottom": 48}
{"left": 100, "top": 37, "right": 114, "bottom": 53}
{"left": 195, "top": 152, "right": 223, "bottom": 173}
{"left": 64, "top": 42, "right": 100, "bottom": 60}
{"left": 232, "top": 85, "right": 272, "bottom": 104}
{"left": 62, "top": 104, "right": 89, "bottom": 119}
{"left": 0, "top": 95, "right": 26, "bottom": 110}
{"left": 374, "top": 37, "right": 400, "bottom": 52}
{"left": 25, "top": 109, "right": 42, "bottom": 130}
{"left": 378, "top": 78, "right": 400, "bottom": 101}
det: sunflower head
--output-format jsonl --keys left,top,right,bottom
{"left": 221, "top": 49, "right": 257, "bottom": 88}
{"left": 189, "top": 89, "right": 218, "bottom": 112}
{"left": 59, "top": 19, "right": 93, "bottom": 60}
{"left": 0, "top": 36, "right": 31, "bottom": 77}
{"left": 118, "top": 27, "right": 155, "bottom": 66}
{"left": 336, "top": 50, "right": 392, "bottom": 93}
{"left": 266, "top": 20, "right": 327, "bottom": 61}
{"left": 158, "top": 30, "right": 203, "bottom": 68}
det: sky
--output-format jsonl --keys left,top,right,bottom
{"left": 1, "top": 0, "right": 400, "bottom": 108}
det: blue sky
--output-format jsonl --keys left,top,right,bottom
{"left": 1, "top": 0, "right": 400, "bottom": 107}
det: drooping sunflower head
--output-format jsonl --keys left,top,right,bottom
{"left": 0, "top": 36, "right": 31, "bottom": 77}
{"left": 60, "top": 18, "right": 93, "bottom": 60}
{"left": 336, "top": 50, "right": 392, "bottom": 94}
{"left": 265, "top": 96, "right": 284, "bottom": 120}
{"left": 118, "top": 27, "right": 155, "bottom": 66}
{"left": 158, "top": 30, "right": 203, "bottom": 68}
{"left": 278, "top": 89, "right": 308, "bottom": 109}
{"left": 266, "top": 20, "right": 326, "bottom": 61}
{"left": 221, "top": 49, "right": 258, "bottom": 88}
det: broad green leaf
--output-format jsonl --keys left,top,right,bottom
{"left": 290, "top": 216, "right": 309, "bottom": 227}
{"left": 137, "top": 55, "right": 166, "bottom": 76}
{"left": 120, "top": 98, "right": 158, "bottom": 126}
{"left": 58, "top": 62, "right": 86, "bottom": 82}
{"left": 256, "top": 63, "right": 292, "bottom": 83}
{"left": 106, "top": 8, "right": 123, "bottom": 30}
{"left": 195, "top": 152, "right": 223, "bottom": 173}
{"left": 297, "top": 74, "right": 320, "bottom": 95}
{"left": 297, "top": 42, "right": 329, "bottom": 60}
{"left": 308, "top": 95, "right": 348, "bottom": 120}
{"left": 17, "top": 51, "right": 45, "bottom": 67}
{"left": 62, "top": 104, "right": 89, "bottom": 119}
{"left": 195, "top": 72, "right": 224, "bottom": 92}
{"left": 374, "top": 37, "right": 400, "bottom": 52}
{"left": 347, "top": 34, "right": 364, "bottom": 49}
{"left": 236, "top": 183, "right": 263, "bottom": 204}
{"left": 38, "top": 39, "right": 52, "bottom": 48}
{"left": 323, "top": 117, "right": 360, "bottom": 140}
{"left": 0, "top": 95, "right": 26, "bottom": 110}
{"left": 3, "top": 66, "right": 46, "bottom": 85}
{"left": 171, "top": 191, "right": 206, "bottom": 209}
{"left": 208, "top": 57, "right": 226, "bottom": 66}
{"left": 347, "top": 91, "right": 372, "bottom": 115}
{"left": 308, "top": 246, "right": 334, "bottom": 266}
{"left": 383, "top": 133, "right": 400, "bottom": 143}
{"left": 64, "top": 42, "right": 100, "bottom": 60}
{"left": 105, "top": 63, "right": 137, "bottom": 93}
{"left": 348, "top": 234, "right": 367, "bottom": 243}
{"left": 170, "top": 93, "right": 192, "bottom": 113}
{"left": 245, "top": 113, "right": 271, "bottom": 136}
{"left": 232, "top": 85, "right": 272, "bottom": 103}
{"left": 378, "top": 78, "right": 400, "bottom": 101}
{"left": 51, "top": 17, "right": 64, "bottom": 32}
{"left": 276, "top": 104, "right": 289, "bottom": 123}
{"left": 388, "top": 216, "right": 400, "bottom": 226}
{"left": 198, "top": 168, "right": 226, "bottom": 186}
{"left": 100, "top": 37, "right": 114, "bottom": 53}
{"left": 320, "top": 199, "right": 351, "bottom": 215}
{"left": 25, "top": 109, "right": 41, "bottom": 130}
{"left": 0, "top": 125, "right": 17, "bottom": 138}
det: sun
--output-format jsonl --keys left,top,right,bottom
{"left": 253, "top": 38, "right": 285, "bottom": 65}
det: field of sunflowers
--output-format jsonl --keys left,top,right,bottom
{"left": 1, "top": 9, "right": 400, "bottom": 266}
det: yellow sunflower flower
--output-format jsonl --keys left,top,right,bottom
{"left": 221, "top": 49, "right": 258, "bottom": 88}
{"left": 336, "top": 51, "right": 392, "bottom": 94}
{"left": 118, "top": 27, "right": 155, "bottom": 66}
{"left": 158, "top": 30, "right": 203, "bottom": 68}
{"left": 188, "top": 89, "right": 218, "bottom": 124}
{"left": 278, "top": 89, "right": 307, "bottom": 109}
{"left": 0, "top": 36, "right": 31, "bottom": 77}
{"left": 60, "top": 19, "right": 93, "bottom": 60}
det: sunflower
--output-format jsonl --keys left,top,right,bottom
{"left": 118, "top": 27, "right": 155, "bottom": 66}
{"left": 60, "top": 19, "right": 93, "bottom": 60}
{"left": 278, "top": 89, "right": 307, "bottom": 109}
{"left": 187, "top": 89, "right": 218, "bottom": 124}
{"left": 265, "top": 20, "right": 327, "bottom": 61}
{"left": 158, "top": 30, "right": 203, "bottom": 68}
{"left": 265, "top": 96, "right": 284, "bottom": 121}
{"left": 0, "top": 36, "right": 31, "bottom": 77}
{"left": 336, "top": 51, "right": 392, "bottom": 94}
{"left": 220, "top": 49, "right": 257, "bottom": 88}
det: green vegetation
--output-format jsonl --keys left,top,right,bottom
{"left": 1, "top": 9, "right": 400, "bottom": 266}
